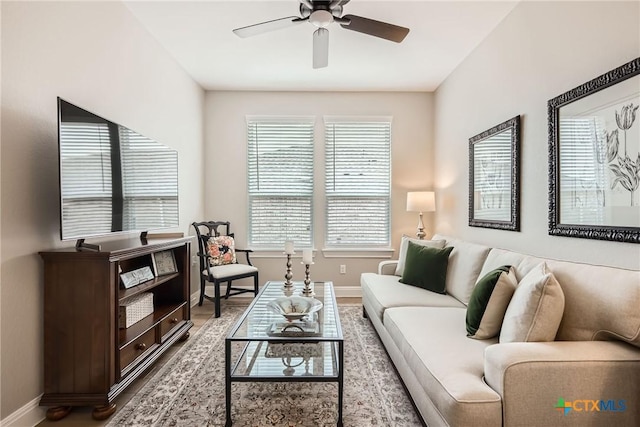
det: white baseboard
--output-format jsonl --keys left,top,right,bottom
{"left": 333, "top": 285, "right": 362, "bottom": 298}
{"left": 1, "top": 395, "right": 45, "bottom": 427}
{"left": 191, "top": 285, "right": 362, "bottom": 307}
{"left": 192, "top": 284, "right": 362, "bottom": 302}
{"left": 190, "top": 291, "right": 199, "bottom": 307}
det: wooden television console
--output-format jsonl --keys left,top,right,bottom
{"left": 39, "top": 236, "right": 193, "bottom": 420}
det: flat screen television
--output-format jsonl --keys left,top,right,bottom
{"left": 58, "top": 98, "right": 179, "bottom": 242}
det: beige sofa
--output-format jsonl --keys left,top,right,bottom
{"left": 361, "top": 234, "right": 640, "bottom": 427}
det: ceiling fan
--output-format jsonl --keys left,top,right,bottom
{"left": 232, "top": 0, "right": 410, "bottom": 69}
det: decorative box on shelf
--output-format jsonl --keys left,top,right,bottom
{"left": 119, "top": 292, "right": 154, "bottom": 329}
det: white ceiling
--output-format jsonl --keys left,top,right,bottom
{"left": 124, "top": 1, "right": 519, "bottom": 92}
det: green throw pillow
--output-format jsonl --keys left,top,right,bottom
{"left": 399, "top": 242, "right": 453, "bottom": 294}
{"left": 466, "top": 265, "right": 516, "bottom": 338}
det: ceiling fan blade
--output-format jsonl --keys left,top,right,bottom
{"left": 233, "top": 16, "right": 303, "bottom": 38}
{"left": 340, "top": 14, "right": 409, "bottom": 43}
{"left": 313, "top": 27, "right": 329, "bottom": 69}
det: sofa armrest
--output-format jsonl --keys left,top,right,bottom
{"left": 484, "top": 341, "right": 640, "bottom": 426}
{"left": 378, "top": 260, "right": 398, "bottom": 275}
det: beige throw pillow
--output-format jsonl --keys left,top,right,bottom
{"left": 469, "top": 266, "right": 517, "bottom": 339}
{"left": 395, "top": 236, "right": 446, "bottom": 276}
{"left": 500, "top": 262, "right": 565, "bottom": 343}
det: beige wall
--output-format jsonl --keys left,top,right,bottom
{"left": 204, "top": 91, "right": 434, "bottom": 288}
{"left": 434, "top": 1, "right": 640, "bottom": 270}
{"left": 3, "top": 0, "right": 638, "bottom": 424}
{"left": 1, "top": 1, "right": 204, "bottom": 421}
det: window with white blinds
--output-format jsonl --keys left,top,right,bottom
{"left": 324, "top": 118, "right": 391, "bottom": 246}
{"left": 558, "top": 117, "right": 606, "bottom": 224}
{"left": 120, "top": 128, "right": 179, "bottom": 230}
{"left": 59, "top": 121, "right": 114, "bottom": 238}
{"left": 247, "top": 117, "right": 315, "bottom": 247}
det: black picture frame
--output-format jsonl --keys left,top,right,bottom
{"left": 548, "top": 57, "right": 640, "bottom": 243}
{"left": 469, "top": 115, "right": 521, "bottom": 231}
{"left": 152, "top": 250, "right": 178, "bottom": 276}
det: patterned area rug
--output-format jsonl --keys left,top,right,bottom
{"left": 107, "top": 305, "right": 421, "bottom": 426}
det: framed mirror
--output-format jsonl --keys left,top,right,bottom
{"left": 548, "top": 57, "right": 639, "bottom": 243}
{"left": 469, "top": 115, "right": 521, "bottom": 231}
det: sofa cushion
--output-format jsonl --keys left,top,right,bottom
{"left": 477, "top": 248, "right": 541, "bottom": 282}
{"left": 467, "top": 266, "right": 517, "bottom": 339}
{"left": 500, "top": 262, "right": 565, "bottom": 343}
{"left": 361, "top": 273, "right": 464, "bottom": 321}
{"left": 474, "top": 247, "right": 640, "bottom": 348}
{"left": 545, "top": 258, "right": 640, "bottom": 347}
{"left": 384, "top": 307, "right": 502, "bottom": 426}
{"left": 399, "top": 242, "right": 453, "bottom": 293}
{"left": 395, "top": 235, "right": 446, "bottom": 276}
{"left": 432, "top": 234, "right": 491, "bottom": 305}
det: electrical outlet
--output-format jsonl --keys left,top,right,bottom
{"left": 340, "top": 265, "right": 346, "bottom": 274}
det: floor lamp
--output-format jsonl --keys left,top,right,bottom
{"left": 406, "top": 191, "right": 435, "bottom": 239}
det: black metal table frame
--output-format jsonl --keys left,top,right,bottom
{"left": 224, "top": 282, "right": 343, "bottom": 426}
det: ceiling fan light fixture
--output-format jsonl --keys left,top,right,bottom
{"left": 310, "top": 10, "right": 333, "bottom": 28}
{"left": 232, "top": 0, "right": 410, "bottom": 68}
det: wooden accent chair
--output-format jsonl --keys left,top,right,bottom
{"left": 192, "top": 221, "right": 259, "bottom": 317}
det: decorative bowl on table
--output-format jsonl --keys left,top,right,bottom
{"left": 266, "top": 296, "right": 323, "bottom": 321}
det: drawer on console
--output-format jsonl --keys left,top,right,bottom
{"left": 120, "top": 328, "right": 157, "bottom": 372}
{"left": 159, "top": 306, "right": 187, "bottom": 342}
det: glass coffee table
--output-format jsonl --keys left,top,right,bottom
{"left": 225, "top": 281, "right": 344, "bottom": 426}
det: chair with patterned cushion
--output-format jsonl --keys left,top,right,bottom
{"left": 192, "top": 221, "right": 259, "bottom": 318}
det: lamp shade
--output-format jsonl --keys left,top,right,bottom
{"left": 406, "top": 191, "right": 435, "bottom": 212}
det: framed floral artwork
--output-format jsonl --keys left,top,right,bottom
{"left": 548, "top": 57, "right": 640, "bottom": 243}
{"left": 469, "top": 115, "right": 521, "bottom": 231}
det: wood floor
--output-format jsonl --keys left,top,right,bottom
{"left": 35, "top": 297, "right": 361, "bottom": 426}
